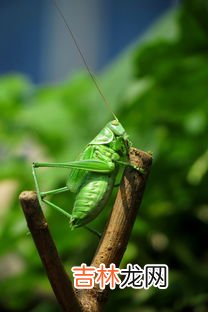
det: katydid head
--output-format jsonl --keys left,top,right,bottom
{"left": 107, "top": 120, "right": 132, "bottom": 155}
{"left": 89, "top": 120, "right": 131, "bottom": 153}
{"left": 107, "top": 120, "right": 125, "bottom": 136}
{"left": 108, "top": 120, "right": 130, "bottom": 141}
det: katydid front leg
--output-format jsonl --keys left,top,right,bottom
{"left": 116, "top": 160, "right": 145, "bottom": 174}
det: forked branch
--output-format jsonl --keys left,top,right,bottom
{"left": 19, "top": 147, "right": 152, "bottom": 312}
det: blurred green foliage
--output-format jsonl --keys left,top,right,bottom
{"left": 0, "top": 0, "right": 208, "bottom": 311}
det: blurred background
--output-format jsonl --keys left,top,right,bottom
{"left": 1, "top": 0, "right": 208, "bottom": 311}
{"left": 0, "top": 0, "right": 175, "bottom": 83}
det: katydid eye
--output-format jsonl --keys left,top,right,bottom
{"left": 112, "top": 120, "right": 119, "bottom": 126}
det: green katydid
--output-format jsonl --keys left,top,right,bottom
{"left": 32, "top": 1, "right": 144, "bottom": 234}
{"left": 32, "top": 121, "right": 144, "bottom": 230}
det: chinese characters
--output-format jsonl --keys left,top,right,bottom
{"left": 72, "top": 263, "right": 168, "bottom": 290}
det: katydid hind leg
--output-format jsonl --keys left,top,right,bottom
{"left": 67, "top": 145, "right": 94, "bottom": 193}
{"left": 33, "top": 159, "right": 115, "bottom": 173}
{"left": 84, "top": 226, "right": 101, "bottom": 239}
{"left": 42, "top": 200, "right": 100, "bottom": 237}
{"left": 32, "top": 164, "right": 42, "bottom": 205}
{"left": 32, "top": 163, "right": 69, "bottom": 202}
{"left": 32, "top": 157, "right": 114, "bottom": 206}
{"left": 42, "top": 198, "right": 72, "bottom": 220}
{"left": 40, "top": 186, "right": 69, "bottom": 198}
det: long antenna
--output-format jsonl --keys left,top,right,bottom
{"left": 51, "top": 0, "right": 118, "bottom": 120}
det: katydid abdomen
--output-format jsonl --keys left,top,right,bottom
{"left": 66, "top": 141, "right": 119, "bottom": 229}
{"left": 71, "top": 170, "right": 117, "bottom": 229}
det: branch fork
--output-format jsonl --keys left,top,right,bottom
{"left": 19, "top": 147, "right": 152, "bottom": 312}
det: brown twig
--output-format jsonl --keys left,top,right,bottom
{"left": 19, "top": 191, "right": 82, "bottom": 312}
{"left": 78, "top": 148, "right": 152, "bottom": 311}
{"left": 19, "top": 147, "right": 152, "bottom": 312}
